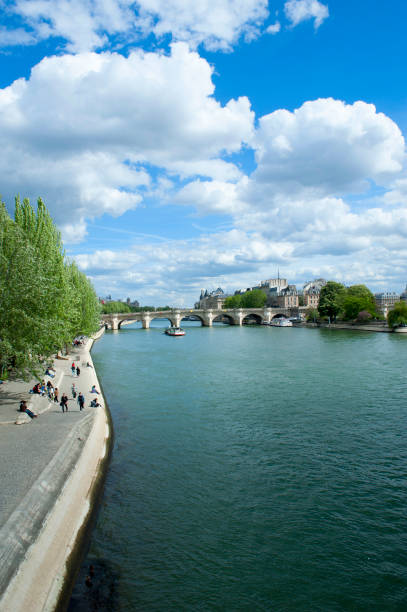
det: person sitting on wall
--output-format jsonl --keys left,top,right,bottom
{"left": 19, "top": 400, "right": 38, "bottom": 418}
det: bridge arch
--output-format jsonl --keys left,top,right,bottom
{"left": 242, "top": 312, "right": 263, "bottom": 325}
{"left": 115, "top": 315, "right": 143, "bottom": 329}
{"left": 213, "top": 313, "right": 234, "bottom": 325}
{"left": 148, "top": 315, "right": 177, "bottom": 327}
{"left": 180, "top": 314, "right": 204, "bottom": 326}
{"left": 272, "top": 313, "right": 288, "bottom": 320}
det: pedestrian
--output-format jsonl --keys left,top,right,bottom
{"left": 71, "top": 362, "right": 76, "bottom": 375}
{"left": 19, "top": 400, "right": 38, "bottom": 419}
{"left": 76, "top": 366, "right": 81, "bottom": 377}
{"left": 47, "top": 380, "right": 54, "bottom": 398}
{"left": 60, "top": 393, "right": 69, "bottom": 413}
{"left": 71, "top": 383, "right": 77, "bottom": 398}
{"left": 54, "top": 387, "right": 59, "bottom": 403}
{"left": 78, "top": 392, "right": 85, "bottom": 411}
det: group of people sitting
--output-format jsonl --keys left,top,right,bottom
{"left": 24, "top": 361, "right": 102, "bottom": 417}
{"left": 31, "top": 379, "right": 59, "bottom": 402}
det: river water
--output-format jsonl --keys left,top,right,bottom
{"left": 69, "top": 322, "right": 407, "bottom": 611}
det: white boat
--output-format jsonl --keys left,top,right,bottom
{"left": 165, "top": 326, "right": 185, "bottom": 336}
{"left": 270, "top": 318, "right": 293, "bottom": 327}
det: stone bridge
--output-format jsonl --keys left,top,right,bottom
{"left": 102, "top": 307, "right": 299, "bottom": 330}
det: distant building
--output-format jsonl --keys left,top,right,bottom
{"left": 267, "top": 285, "right": 299, "bottom": 308}
{"left": 256, "top": 278, "right": 288, "bottom": 294}
{"left": 374, "top": 291, "right": 400, "bottom": 317}
{"left": 99, "top": 294, "right": 112, "bottom": 304}
{"left": 126, "top": 297, "right": 140, "bottom": 308}
{"left": 195, "top": 288, "right": 227, "bottom": 310}
{"left": 303, "top": 278, "right": 326, "bottom": 309}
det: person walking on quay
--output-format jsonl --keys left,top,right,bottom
{"left": 60, "top": 393, "right": 69, "bottom": 413}
{"left": 76, "top": 365, "right": 81, "bottom": 377}
{"left": 47, "top": 380, "right": 54, "bottom": 398}
{"left": 71, "top": 383, "right": 77, "bottom": 399}
{"left": 54, "top": 387, "right": 59, "bottom": 404}
{"left": 71, "top": 362, "right": 76, "bottom": 375}
{"left": 78, "top": 392, "right": 85, "bottom": 411}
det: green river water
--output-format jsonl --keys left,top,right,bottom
{"left": 69, "top": 321, "right": 407, "bottom": 611}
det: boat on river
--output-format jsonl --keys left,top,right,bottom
{"left": 165, "top": 326, "right": 185, "bottom": 336}
{"left": 270, "top": 318, "right": 293, "bottom": 327}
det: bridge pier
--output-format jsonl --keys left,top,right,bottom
{"left": 202, "top": 310, "right": 213, "bottom": 327}
{"left": 142, "top": 313, "right": 151, "bottom": 329}
{"left": 234, "top": 309, "right": 243, "bottom": 326}
{"left": 111, "top": 317, "right": 119, "bottom": 331}
{"left": 174, "top": 310, "right": 181, "bottom": 328}
{"left": 263, "top": 308, "right": 272, "bottom": 324}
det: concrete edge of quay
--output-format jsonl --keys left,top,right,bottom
{"left": 0, "top": 327, "right": 113, "bottom": 612}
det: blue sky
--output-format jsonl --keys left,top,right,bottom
{"left": 1, "top": 0, "right": 407, "bottom": 305}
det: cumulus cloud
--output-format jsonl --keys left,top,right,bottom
{"left": 253, "top": 98, "right": 404, "bottom": 196}
{"left": 2, "top": 0, "right": 269, "bottom": 52}
{"left": 0, "top": 43, "right": 253, "bottom": 238}
{"left": 284, "top": 0, "right": 329, "bottom": 29}
{"left": 266, "top": 22, "right": 281, "bottom": 35}
{"left": 156, "top": 98, "right": 407, "bottom": 297}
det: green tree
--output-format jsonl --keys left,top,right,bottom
{"left": 224, "top": 294, "right": 242, "bottom": 308}
{"left": 306, "top": 307, "right": 319, "bottom": 322}
{"left": 387, "top": 302, "right": 407, "bottom": 328}
{"left": 0, "top": 196, "right": 100, "bottom": 378}
{"left": 241, "top": 289, "right": 267, "bottom": 308}
{"left": 101, "top": 301, "right": 132, "bottom": 314}
{"left": 0, "top": 201, "right": 48, "bottom": 377}
{"left": 342, "top": 285, "right": 378, "bottom": 320}
{"left": 318, "top": 281, "right": 346, "bottom": 321}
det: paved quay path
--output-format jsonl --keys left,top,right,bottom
{"left": 0, "top": 329, "right": 110, "bottom": 612}
{"left": 0, "top": 343, "right": 101, "bottom": 525}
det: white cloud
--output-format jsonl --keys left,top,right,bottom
{"left": 0, "top": 43, "right": 253, "bottom": 237}
{"left": 75, "top": 229, "right": 293, "bottom": 304}
{"left": 266, "top": 22, "right": 281, "bottom": 35}
{"left": 284, "top": 0, "right": 329, "bottom": 29}
{"left": 151, "top": 98, "right": 407, "bottom": 299}
{"left": 253, "top": 98, "right": 404, "bottom": 196}
{"left": 3, "top": 0, "right": 270, "bottom": 52}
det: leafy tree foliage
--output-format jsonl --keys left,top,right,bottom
{"left": 241, "top": 289, "right": 267, "bottom": 308}
{"left": 224, "top": 294, "right": 242, "bottom": 308}
{"left": 356, "top": 310, "right": 373, "bottom": 323}
{"left": 0, "top": 197, "right": 100, "bottom": 379}
{"left": 101, "top": 301, "right": 132, "bottom": 314}
{"left": 387, "top": 302, "right": 407, "bottom": 328}
{"left": 224, "top": 290, "right": 267, "bottom": 309}
{"left": 342, "top": 284, "right": 378, "bottom": 320}
{"left": 306, "top": 307, "right": 319, "bottom": 322}
{"left": 318, "top": 281, "right": 347, "bottom": 321}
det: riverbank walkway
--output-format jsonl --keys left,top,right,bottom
{"left": 0, "top": 331, "right": 109, "bottom": 611}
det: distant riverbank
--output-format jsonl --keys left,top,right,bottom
{"left": 304, "top": 321, "right": 392, "bottom": 333}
